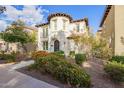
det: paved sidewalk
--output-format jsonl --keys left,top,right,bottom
{"left": 0, "top": 61, "right": 57, "bottom": 88}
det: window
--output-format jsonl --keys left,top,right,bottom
{"left": 43, "top": 41, "right": 48, "bottom": 50}
{"left": 76, "top": 24, "right": 80, "bottom": 32}
{"left": 46, "top": 28, "right": 48, "bottom": 37}
{"left": 63, "top": 19, "right": 67, "bottom": 30}
{"left": 53, "top": 19, "right": 57, "bottom": 30}
{"left": 43, "top": 28, "right": 48, "bottom": 38}
{"left": 43, "top": 28, "right": 45, "bottom": 38}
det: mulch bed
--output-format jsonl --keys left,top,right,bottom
{"left": 17, "top": 66, "right": 70, "bottom": 88}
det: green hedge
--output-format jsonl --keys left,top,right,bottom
{"left": 30, "top": 53, "right": 91, "bottom": 87}
{"left": 75, "top": 53, "right": 86, "bottom": 65}
{"left": 54, "top": 50, "right": 65, "bottom": 58}
{"left": 109, "top": 56, "right": 124, "bottom": 64}
{"left": 69, "top": 51, "right": 75, "bottom": 57}
{"left": 0, "top": 53, "right": 16, "bottom": 62}
{"left": 55, "top": 64, "right": 90, "bottom": 87}
{"left": 104, "top": 61, "right": 124, "bottom": 82}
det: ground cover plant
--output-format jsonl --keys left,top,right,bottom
{"left": 104, "top": 61, "right": 124, "bottom": 82}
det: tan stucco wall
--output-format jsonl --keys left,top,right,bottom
{"left": 114, "top": 6, "right": 124, "bottom": 55}
{"left": 102, "top": 6, "right": 115, "bottom": 53}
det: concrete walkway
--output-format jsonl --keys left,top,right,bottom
{"left": 0, "top": 60, "right": 57, "bottom": 88}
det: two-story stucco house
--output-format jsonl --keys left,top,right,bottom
{"left": 36, "top": 13, "right": 89, "bottom": 56}
{"left": 99, "top": 5, "right": 124, "bottom": 55}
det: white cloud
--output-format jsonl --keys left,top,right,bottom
{"left": 1, "top": 5, "right": 49, "bottom": 31}
{"left": 19, "top": 5, "right": 47, "bottom": 25}
{"left": 0, "top": 20, "right": 7, "bottom": 31}
{"left": 4, "top": 6, "right": 22, "bottom": 21}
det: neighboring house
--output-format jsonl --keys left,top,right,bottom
{"left": 22, "top": 26, "right": 38, "bottom": 53}
{"left": 0, "top": 26, "right": 37, "bottom": 53}
{"left": 36, "top": 13, "right": 89, "bottom": 56}
{"left": 99, "top": 5, "right": 124, "bottom": 55}
{"left": 0, "top": 39, "right": 6, "bottom": 51}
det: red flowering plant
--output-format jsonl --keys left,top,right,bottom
{"left": 32, "top": 51, "right": 49, "bottom": 60}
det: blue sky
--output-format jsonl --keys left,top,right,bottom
{"left": 0, "top": 5, "right": 106, "bottom": 33}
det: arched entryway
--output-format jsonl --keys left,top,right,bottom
{"left": 54, "top": 40, "right": 59, "bottom": 51}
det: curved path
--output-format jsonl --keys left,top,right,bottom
{"left": 0, "top": 61, "right": 57, "bottom": 88}
{"left": 83, "top": 58, "right": 124, "bottom": 88}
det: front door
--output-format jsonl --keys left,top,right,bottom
{"left": 54, "top": 40, "right": 59, "bottom": 51}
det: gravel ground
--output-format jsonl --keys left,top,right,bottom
{"left": 83, "top": 58, "right": 124, "bottom": 88}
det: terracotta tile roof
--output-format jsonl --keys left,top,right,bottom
{"left": 35, "top": 23, "right": 49, "bottom": 27}
{"left": 47, "top": 13, "right": 73, "bottom": 22}
{"left": 71, "top": 18, "right": 89, "bottom": 26}
{"left": 36, "top": 13, "right": 89, "bottom": 27}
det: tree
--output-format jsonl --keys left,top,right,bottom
{"left": 67, "top": 28, "right": 94, "bottom": 57}
{"left": 92, "top": 35, "right": 112, "bottom": 60}
{"left": 0, "top": 20, "right": 36, "bottom": 53}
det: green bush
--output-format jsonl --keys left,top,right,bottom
{"left": 0, "top": 53, "right": 16, "bottom": 62}
{"left": 75, "top": 54, "right": 86, "bottom": 65}
{"left": 54, "top": 50, "right": 65, "bottom": 58}
{"left": 109, "top": 56, "right": 124, "bottom": 64}
{"left": 54, "top": 64, "right": 90, "bottom": 87}
{"left": 30, "top": 53, "right": 91, "bottom": 87}
{"left": 104, "top": 61, "right": 124, "bottom": 82}
{"left": 69, "top": 51, "right": 75, "bottom": 57}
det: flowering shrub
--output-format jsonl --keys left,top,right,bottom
{"left": 29, "top": 53, "right": 91, "bottom": 87}
{"left": 32, "top": 51, "right": 49, "bottom": 60}
{"left": 54, "top": 64, "right": 91, "bottom": 87}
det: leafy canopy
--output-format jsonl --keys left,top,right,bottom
{"left": 0, "top": 20, "right": 35, "bottom": 44}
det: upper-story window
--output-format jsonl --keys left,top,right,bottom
{"left": 43, "top": 28, "right": 45, "bottom": 38}
{"left": 63, "top": 19, "right": 67, "bottom": 30}
{"left": 43, "top": 27, "right": 48, "bottom": 38}
{"left": 46, "top": 28, "right": 48, "bottom": 37}
{"left": 53, "top": 19, "right": 57, "bottom": 30}
{"left": 76, "top": 24, "right": 80, "bottom": 32}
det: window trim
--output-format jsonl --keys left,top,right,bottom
{"left": 63, "top": 19, "right": 67, "bottom": 30}
{"left": 76, "top": 24, "right": 80, "bottom": 32}
{"left": 52, "top": 19, "right": 57, "bottom": 30}
{"left": 43, "top": 27, "right": 48, "bottom": 38}
{"left": 43, "top": 41, "right": 48, "bottom": 50}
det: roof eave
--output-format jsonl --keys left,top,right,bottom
{"left": 99, "top": 5, "right": 112, "bottom": 27}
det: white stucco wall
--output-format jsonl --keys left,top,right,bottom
{"left": 37, "top": 15, "right": 88, "bottom": 55}
{"left": 69, "top": 21, "right": 87, "bottom": 33}
{"left": 0, "top": 40, "right": 6, "bottom": 51}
